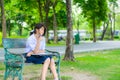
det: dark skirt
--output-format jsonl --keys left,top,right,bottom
{"left": 23, "top": 53, "right": 52, "bottom": 64}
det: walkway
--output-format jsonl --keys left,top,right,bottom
{"left": 46, "top": 41, "right": 120, "bottom": 54}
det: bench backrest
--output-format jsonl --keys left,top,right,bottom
{"left": 2, "top": 38, "right": 27, "bottom": 49}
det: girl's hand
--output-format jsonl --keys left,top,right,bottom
{"left": 39, "top": 36, "right": 43, "bottom": 41}
{"left": 27, "top": 51, "right": 33, "bottom": 57}
{"left": 36, "top": 35, "right": 43, "bottom": 41}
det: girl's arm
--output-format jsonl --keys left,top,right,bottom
{"left": 32, "top": 36, "right": 43, "bottom": 54}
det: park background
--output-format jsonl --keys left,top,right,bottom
{"left": 0, "top": 0, "right": 120, "bottom": 80}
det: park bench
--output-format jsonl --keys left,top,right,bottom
{"left": 2, "top": 38, "right": 61, "bottom": 80}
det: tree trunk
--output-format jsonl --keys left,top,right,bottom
{"left": 113, "top": 12, "right": 115, "bottom": 38}
{"left": 0, "top": 0, "right": 7, "bottom": 38}
{"left": 53, "top": 0, "right": 58, "bottom": 43}
{"left": 19, "top": 25, "right": 22, "bottom": 36}
{"left": 110, "top": 21, "right": 114, "bottom": 40}
{"left": 93, "top": 18, "right": 96, "bottom": 42}
{"left": 63, "top": 0, "right": 74, "bottom": 61}
{"left": 112, "top": 4, "right": 116, "bottom": 40}
{"left": 101, "top": 21, "right": 109, "bottom": 40}
{"left": 44, "top": 0, "right": 50, "bottom": 43}
{"left": 37, "top": 0, "right": 43, "bottom": 22}
{"left": 109, "top": 13, "right": 113, "bottom": 40}
{"left": 7, "top": 19, "right": 11, "bottom": 36}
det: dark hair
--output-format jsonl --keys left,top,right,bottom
{"left": 29, "top": 30, "right": 34, "bottom": 36}
{"left": 31, "top": 23, "right": 46, "bottom": 36}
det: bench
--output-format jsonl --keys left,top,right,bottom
{"left": 2, "top": 38, "right": 61, "bottom": 80}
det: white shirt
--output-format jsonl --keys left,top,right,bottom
{"left": 25, "top": 34, "right": 46, "bottom": 53}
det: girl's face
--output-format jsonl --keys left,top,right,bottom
{"left": 38, "top": 27, "right": 44, "bottom": 36}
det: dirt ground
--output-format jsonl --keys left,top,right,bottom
{"left": 23, "top": 70, "right": 99, "bottom": 80}
{"left": 0, "top": 69, "right": 99, "bottom": 80}
{"left": 61, "top": 71, "right": 99, "bottom": 80}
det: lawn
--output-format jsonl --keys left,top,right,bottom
{"left": 0, "top": 49, "right": 120, "bottom": 80}
{"left": 61, "top": 49, "right": 120, "bottom": 80}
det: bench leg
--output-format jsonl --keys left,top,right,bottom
{"left": 18, "top": 70, "right": 23, "bottom": 80}
{"left": 4, "top": 66, "right": 9, "bottom": 80}
{"left": 56, "top": 63, "right": 61, "bottom": 80}
{"left": 4, "top": 71, "right": 7, "bottom": 80}
{"left": 4, "top": 66, "right": 23, "bottom": 80}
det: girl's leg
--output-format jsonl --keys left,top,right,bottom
{"left": 40, "top": 58, "right": 50, "bottom": 80}
{"left": 49, "top": 58, "right": 58, "bottom": 80}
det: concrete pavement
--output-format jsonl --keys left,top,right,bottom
{"left": 46, "top": 41, "right": 120, "bottom": 54}
{"left": 1, "top": 41, "right": 120, "bottom": 61}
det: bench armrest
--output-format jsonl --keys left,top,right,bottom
{"left": 45, "top": 49, "right": 60, "bottom": 56}
{"left": 4, "top": 48, "right": 24, "bottom": 67}
{"left": 45, "top": 49, "right": 60, "bottom": 60}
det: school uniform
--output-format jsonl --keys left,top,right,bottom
{"left": 24, "top": 34, "right": 52, "bottom": 64}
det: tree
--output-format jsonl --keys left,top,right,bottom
{"left": 0, "top": 0, "right": 7, "bottom": 38}
{"left": 37, "top": 0, "right": 44, "bottom": 22}
{"left": 55, "top": 2, "right": 66, "bottom": 29}
{"left": 63, "top": 0, "right": 74, "bottom": 61}
{"left": 74, "top": 0, "right": 108, "bottom": 42}
{"left": 109, "top": 0, "right": 118, "bottom": 40}
{"left": 3, "top": 0, "right": 67, "bottom": 38}
{"left": 51, "top": 0, "right": 58, "bottom": 43}
{"left": 116, "top": 14, "right": 120, "bottom": 29}
{"left": 101, "top": 0, "right": 118, "bottom": 40}
{"left": 43, "top": 0, "right": 51, "bottom": 43}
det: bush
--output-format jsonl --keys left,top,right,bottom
{"left": 114, "top": 36, "right": 119, "bottom": 39}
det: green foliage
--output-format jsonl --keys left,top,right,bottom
{"left": 72, "top": 4, "right": 89, "bottom": 30}
{"left": 109, "top": 0, "right": 118, "bottom": 7}
{"left": 104, "top": 28, "right": 111, "bottom": 40}
{"left": 48, "top": 1, "right": 67, "bottom": 30}
{"left": 3, "top": 0, "right": 67, "bottom": 37}
{"left": 4, "top": 0, "right": 41, "bottom": 37}
{"left": 74, "top": 0, "right": 109, "bottom": 25}
{"left": 116, "top": 14, "right": 120, "bottom": 30}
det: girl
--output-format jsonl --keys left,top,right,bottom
{"left": 25, "top": 23, "right": 58, "bottom": 80}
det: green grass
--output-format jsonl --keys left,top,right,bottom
{"left": 8, "top": 36, "right": 28, "bottom": 38}
{"left": 0, "top": 49, "right": 120, "bottom": 80}
{"left": 61, "top": 49, "right": 120, "bottom": 80}
{"left": 0, "top": 62, "right": 5, "bottom": 70}
{"left": 47, "top": 40, "right": 66, "bottom": 46}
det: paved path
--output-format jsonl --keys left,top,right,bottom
{"left": 46, "top": 41, "right": 120, "bottom": 54}
{"left": 0, "top": 41, "right": 120, "bottom": 61}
